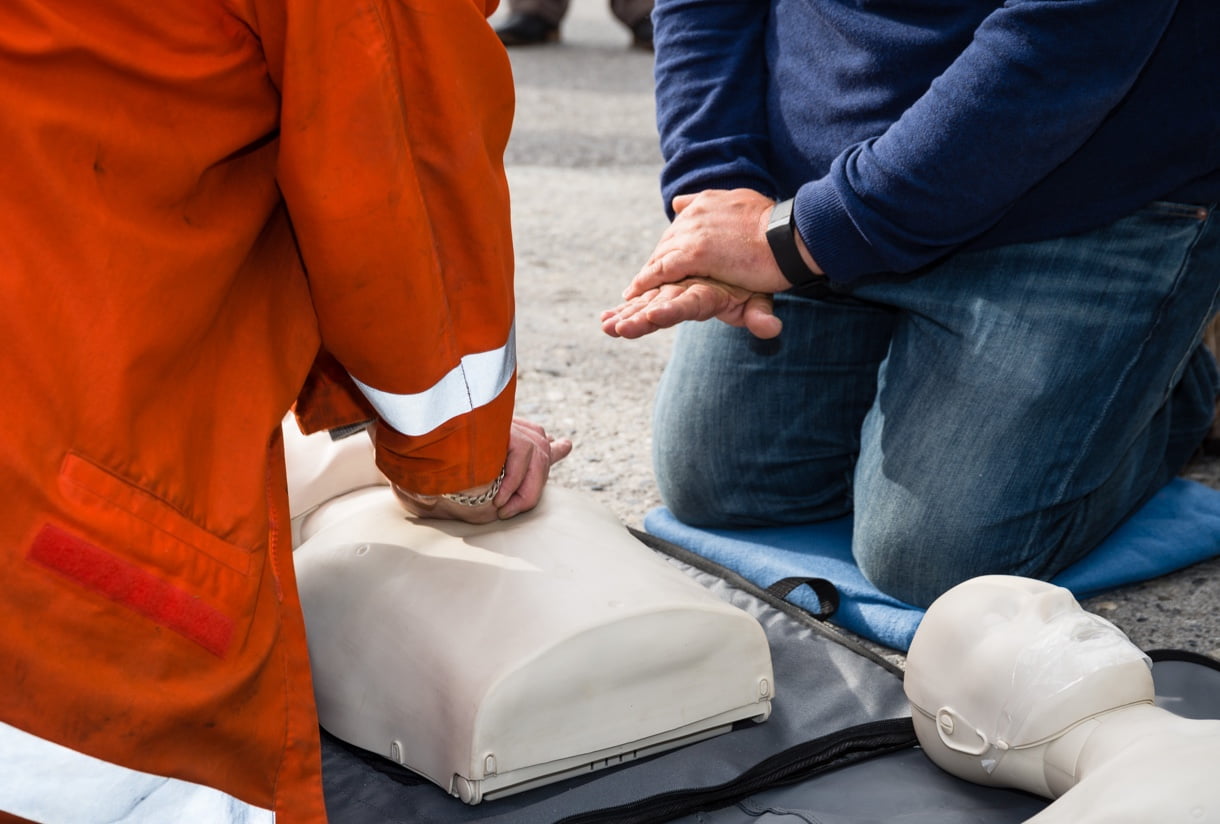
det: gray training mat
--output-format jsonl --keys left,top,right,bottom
{"left": 319, "top": 531, "right": 1220, "bottom": 824}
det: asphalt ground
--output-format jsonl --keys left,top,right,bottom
{"left": 496, "top": 2, "right": 1220, "bottom": 661}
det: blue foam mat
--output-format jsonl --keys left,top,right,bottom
{"left": 644, "top": 478, "right": 1220, "bottom": 651}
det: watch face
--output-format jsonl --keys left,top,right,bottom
{"left": 768, "top": 198, "right": 795, "bottom": 234}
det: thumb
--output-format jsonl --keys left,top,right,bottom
{"left": 743, "top": 293, "right": 782, "bottom": 340}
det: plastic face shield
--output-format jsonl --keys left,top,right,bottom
{"left": 905, "top": 576, "right": 1152, "bottom": 775}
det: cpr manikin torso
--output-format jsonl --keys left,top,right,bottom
{"left": 283, "top": 421, "right": 774, "bottom": 804}
{"left": 905, "top": 575, "right": 1220, "bottom": 823}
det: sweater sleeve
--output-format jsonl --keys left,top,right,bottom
{"left": 254, "top": 0, "right": 517, "bottom": 494}
{"left": 797, "top": 0, "right": 1181, "bottom": 281}
{"left": 653, "top": 0, "right": 777, "bottom": 217}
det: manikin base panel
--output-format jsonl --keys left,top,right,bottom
{"left": 293, "top": 485, "right": 775, "bottom": 804}
{"left": 450, "top": 710, "right": 751, "bottom": 804}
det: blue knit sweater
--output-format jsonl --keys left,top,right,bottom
{"left": 652, "top": 0, "right": 1220, "bottom": 282}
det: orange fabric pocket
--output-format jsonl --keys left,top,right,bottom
{"left": 40, "top": 453, "right": 264, "bottom": 657}
{"left": 58, "top": 453, "right": 254, "bottom": 575}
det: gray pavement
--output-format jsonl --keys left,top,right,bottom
{"left": 499, "top": 2, "right": 1220, "bottom": 660}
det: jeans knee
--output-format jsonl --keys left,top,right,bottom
{"left": 852, "top": 500, "right": 1032, "bottom": 608}
{"left": 653, "top": 422, "right": 855, "bottom": 528}
{"left": 652, "top": 368, "right": 855, "bottom": 528}
{"left": 651, "top": 376, "right": 739, "bottom": 526}
{"left": 653, "top": 438, "right": 731, "bottom": 527}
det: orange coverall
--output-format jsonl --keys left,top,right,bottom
{"left": 0, "top": 0, "right": 515, "bottom": 820}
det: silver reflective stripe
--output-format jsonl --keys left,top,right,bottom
{"left": 0, "top": 720, "right": 275, "bottom": 824}
{"left": 353, "top": 323, "right": 516, "bottom": 437}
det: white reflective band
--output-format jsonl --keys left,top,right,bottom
{"left": 0, "top": 720, "right": 274, "bottom": 824}
{"left": 353, "top": 323, "right": 516, "bottom": 437}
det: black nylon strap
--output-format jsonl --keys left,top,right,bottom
{"left": 556, "top": 718, "right": 917, "bottom": 824}
{"left": 765, "top": 576, "right": 840, "bottom": 619}
{"left": 765, "top": 198, "right": 823, "bottom": 288}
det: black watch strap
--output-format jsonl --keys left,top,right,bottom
{"left": 765, "top": 197, "right": 822, "bottom": 288}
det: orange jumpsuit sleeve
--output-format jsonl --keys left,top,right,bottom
{"left": 252, "top": 0, "right": 517, "bottom": 495}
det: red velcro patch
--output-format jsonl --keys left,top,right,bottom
{"left": 28, "top": 523, "right": 234, "bottom": 657}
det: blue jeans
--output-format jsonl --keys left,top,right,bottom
{"left": 652, "top": 201, "right": 1220, "bottom": 607}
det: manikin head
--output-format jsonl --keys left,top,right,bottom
{"left": 904, "top": 575, "right": 1154, "bottom": 796}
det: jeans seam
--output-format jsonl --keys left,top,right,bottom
{"left": 1039, "top": 208, "right": 1214, "bottom": 544}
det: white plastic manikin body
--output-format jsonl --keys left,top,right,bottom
{"left": 284, "top": 421, "right": 775, "bottom": 804}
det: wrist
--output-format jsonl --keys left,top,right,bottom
{"left": 393, "top": 464, "right": 506, "bottom": 510}
{"left": 439, "top": 464, "right": 507, "bottom": 507}
{"left": 766, "top": 198, "right": 825, "bottom": 288}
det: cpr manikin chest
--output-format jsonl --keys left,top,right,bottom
{"left": 292, "top": 483, "right": 775, "bottom": 804}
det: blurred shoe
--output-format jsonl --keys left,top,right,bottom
{"left": 495, "top": 13, "right": 560, "bottom": 46}
{"left": 630, "top": 17, "right": 653, "bottom": 51}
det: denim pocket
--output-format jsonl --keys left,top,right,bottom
{"left": 1139, "top": 200, "right": 1211, "bottom": 222}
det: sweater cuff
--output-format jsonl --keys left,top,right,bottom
{"left": 794, "top": 177, "right": 889, "bottom": 284}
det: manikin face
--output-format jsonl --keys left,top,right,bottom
{"left": 905, "top": 576, "right": 1152, "bottom": 777}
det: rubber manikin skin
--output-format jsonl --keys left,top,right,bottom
{"left": 292, "top": 484, "right": 775, "bottom": 804}
{"left": 904, "top": 575, "right": 1220, "bottom": 824}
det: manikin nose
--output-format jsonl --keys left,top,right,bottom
{"left": 1029, "top": 587, "right": 1076, "bottom": 623}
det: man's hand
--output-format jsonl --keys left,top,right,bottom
{"left": 628, "top": 189, "right": 792, "bottom": 298}
{"left": 600, "top": 277, "right": 781, "bottom": 339}
{"left": 600, "top": 188, "right": 820, "bottom": 340}
{"left": 393, "top": 417, "right": 572, "bottom": 523}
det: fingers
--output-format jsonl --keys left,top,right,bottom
{"left": 623, "top": 247, "right": 689, "bottom": 301}
{"left": 601, "top": 299, "right": 677, "bottom": 339}
{"left": 509, "top": 415, "right": 548, "bottom": 439}
{"left": 549, "top": 435, "right": 574, "bottom": 463}
{"left": 513, "top": 417, "right": 572, "bottom": 463}
{"left": 601, "top": 287, "right": 670, "bottom": 338}
{"left": 495, "top": 444, "right": 544, "bottom": 520}
{"left": 495, "top": 419, "right": 572, "bottom": 519}
{"left": 639, "top": 282, "right": 721, "bottom": 329}
{"left": 603, "top": 279, "right": 771, "bottom": 339}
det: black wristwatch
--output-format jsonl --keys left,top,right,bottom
{"left": 765, "top": 198, "right": 823, "bottom": 288}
